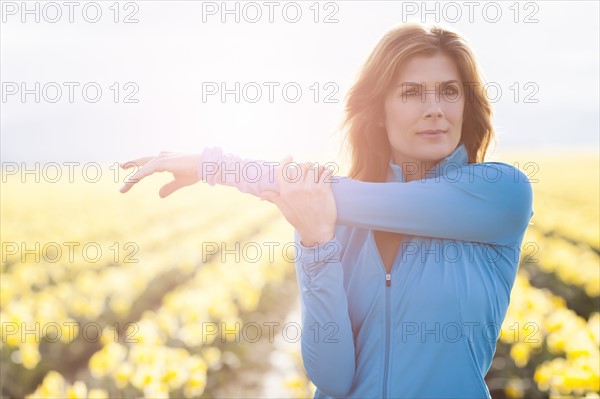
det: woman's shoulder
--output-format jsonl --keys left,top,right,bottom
{"left": 441, "top": 161, "right": 535, "bottom": 189}
{"left": 465, "top": 160, "right": 535, "bottom": 219}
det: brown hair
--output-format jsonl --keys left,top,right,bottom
{"left": 339, "top": 22, "right": 495, "bottom": 182}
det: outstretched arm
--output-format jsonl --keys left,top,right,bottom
{"left": 196, "top": 147, "right": 534, "bottom": 246}
{"left": 119, "top": 146, "right": 534, "bottom": 246}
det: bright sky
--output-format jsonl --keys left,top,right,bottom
{"left": 1, "top": 1, "right": 598, "bottom": 165}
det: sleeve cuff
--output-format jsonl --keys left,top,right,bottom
{"left": 297, "top": 235, "right": 342, "bottom": 276}
{"left": 197, "top": 146, "right": 224, "bottom": 184}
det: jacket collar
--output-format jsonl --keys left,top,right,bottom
{"left": 386, "top": 143, "right": 469, "bottom": 182}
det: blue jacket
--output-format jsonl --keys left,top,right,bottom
{"left": 197, "top": 143, "right": 534, "bottom": 398}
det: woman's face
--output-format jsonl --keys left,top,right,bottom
{"left": 383, "top": 52, "right": 465, "bottom": 179}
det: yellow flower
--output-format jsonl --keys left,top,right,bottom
{"left": 534, "top": 364, "right": 551, "bottom": 391}
{"left": 26, "top": 370, "right": 65, "bottom": 397}
{"left": 283, "top": 372, "right": 303, "bottom": 390}
{"left": 89, "top": 343, "right": 126, "bottom": 379}
{"left": 504, "top": 378, "right": 524, "bottom": 398}
{"left": 183, "top": 370, "right": 207, "bottom": 398}
{"left": 588, "top": 313, "right": 600, "bottom": 346}
{"left": 20, "top": 342, "right": 41, "bottom": 369}
{"left": 59, "top": 319, "right": 79, "bottom": 343}
{"left": 510, "top": 343, "right": 531, "bottom": 368}
{"left": 88, "top": 388, "right": 109, "bottom": 399}
{"left": 114, "top": 362, "right": 134, "bottom": 389}
{"left": 65, "top": 381, "right": 87, "bottom": 399}
{"left": 143, "top": 382, "right": 170, "bottom": 399}
{"left": 201, "top": 347, "right": 222, "bottom": 370}
{"left": 131, "top": 365, "right": 158, "bottom": 390}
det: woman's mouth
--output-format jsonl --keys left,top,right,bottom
{"left": 417, "top": 129, "right": 446, "bottom": 138}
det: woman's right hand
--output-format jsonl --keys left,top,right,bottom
{"left": 260, "top": 157, "right": 337, "bottom": 247}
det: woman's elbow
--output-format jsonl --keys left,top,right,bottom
{"left": 310, "top": 370, "right": 355, "bottom": 398}
{"left": 501, "top": 180, "right": 534, "bottom": 244}
{"left": 303, "top": 353, "right": 355, "bottom": 397}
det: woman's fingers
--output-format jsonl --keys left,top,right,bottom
{"left": 119, "top": 159, "right": 161, "bottom": 193}
{"left": 299, "top": 163, "right": 315, "bottom": 188}
{"left": 119, "top": 151, "right": 203, "bottom": 197}
{"left": 121, "top": 151, "right": 173, "bottom": 169}
{"left": 276, "top": 159, "right": 327, "bottom": 193}
{"left": 308, "top": 163, "right": 325, "bottom": 185}
{"left": 261, "top": 156, "right": 292, "bottom": 204}
{"left": 319, "top": 166, "right": 334, "bottom": 184}
{"left": 120, "top": 156, "right": 155, "bottom": 169}
{"left": 274, "top": 156, "right": 293, "bottom": 194}
{"left": 296, "top": 162, "right": 324, "bottom": 189}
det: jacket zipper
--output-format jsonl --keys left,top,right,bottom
{"left": 383, "top": 272, "right": 391, "bottom": 399}
{"left": 371, "top": 230, "right": 402, "bottom": 399}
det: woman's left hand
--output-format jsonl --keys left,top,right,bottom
{"left": 260, "top": 157, "right": 337, "bottom": 247}
{"left": 119, "top": 151, "right": 202, "bottom": 198}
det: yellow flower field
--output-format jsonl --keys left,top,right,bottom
{"left": 1, "top": 152, "right": 598, "bottom": 398}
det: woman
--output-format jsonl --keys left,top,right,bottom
{"left": 120, "top": 23, "right": 534, "bottom": 399}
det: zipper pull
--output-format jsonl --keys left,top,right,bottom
{"left": 385, "top": 273, "right": 391, "bottom": 287}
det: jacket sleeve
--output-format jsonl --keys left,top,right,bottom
{"left": 330, "top": 164, "right": 534, "bottom": 246}
{"left": 292, "top": 229, "right": 356, "bottom": 397}
{"left": 197, "top": 146, "right": 534, "bottom": 246}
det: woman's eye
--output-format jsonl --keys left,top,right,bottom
{"left": 442, "top": 86, "right": 459, "bottom": 96}
{"left": 399, "top": 85, "right": 459, "bottom": 98}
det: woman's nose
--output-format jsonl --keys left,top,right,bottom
{"left": 422, "top": 91, "right": 445, "bottom": 119}
{"left": 425, "top": 109, "right": 443, "bottom": 119}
